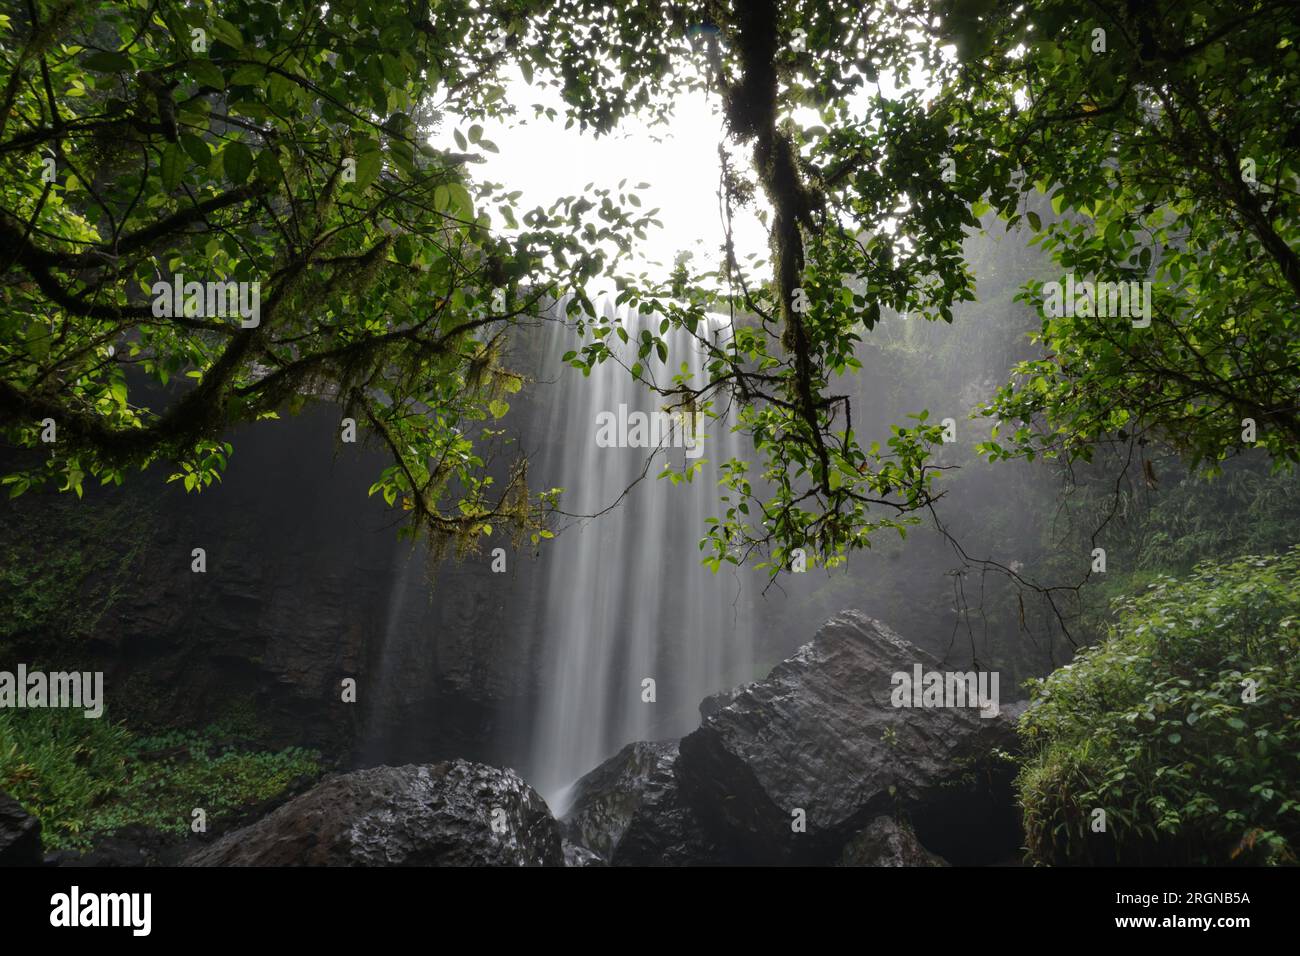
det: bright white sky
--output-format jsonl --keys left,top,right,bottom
{"left": 427, "top": 43, "right": 938, "bottom": 290}
{"left": 431, "top": 64, "right": 766, "bottom": 287}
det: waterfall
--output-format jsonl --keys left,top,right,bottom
{"left": 354, "top": 295, "right": 762, "bottom": 805}
{"left": 357, "top": 540, "right": 427, "bottom": 766}
{"left": 520, "top": 296, "right": 757, "bottom": 809}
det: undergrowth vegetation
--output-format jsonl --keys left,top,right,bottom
{"left": 0, "top": 708, "right": 321, "bottom": 851}
{"left": 1018, "top": 548, "right": 1300, "bottom": 865}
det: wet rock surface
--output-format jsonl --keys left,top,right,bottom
{"left": 0, "top": 403, "right": 538, "bottom": 767}
{"left": 566, "top": 611, "right": 1023, "bottom": 865}
{"left": 184, "top": 760, "right": 563, "bottom": 866}
{"left": 0, "top": 791, "right": 42, "bottom": 867}
{"left": 676, "top": 611, "right": 1022, "bottom": 864}
{"left": 562, "top": 741, "right": 718, "bottom": 865}
{"left": 838, "top": 816, "right": 949, "bottom": 867}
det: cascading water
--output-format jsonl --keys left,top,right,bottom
{"left": 356, "top": 295, "right": 762, "bottom": 805}
{"left": 357, "top": 538, "right": 436, "bottom": 767}
{"left": 520, "top": 296, "right": 757, "bottom": 809}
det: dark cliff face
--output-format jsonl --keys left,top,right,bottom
{"left": 0, "top": 398, "right": 539, "bottom": 766}
{"left": 0, "top": 326, "right": 618, "bottom": 775}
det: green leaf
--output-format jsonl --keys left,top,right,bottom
{"left": 187, "top": 60, "right": 225, "bottom": 90}
{"left": 394, "top": 235, "right": 414, "bottom": 265}
{"left": 83, "top": 51, "right": 131, "bottom": 73}
{"left": 255, "top": 147, "right": 282, "bottom": 183}
{"left": 380, "top": 54, "right": 405, "bottom": 86}
{"left": 210, "top": 18, "right": 244, "bottom": 49}
{"left": 443, "top": 183, "right": 473, "bottom": 219}
{"left": 221, "top": 142, "right": 254, "bottom": 185}
{"left": 160, "top": 143, "right": 184, "bottom": 191}
{"left": 488, "top": 399, "right": 510, "bottom": 419}
{"left": 354, "top": 149, "right": 382, "bottom": 189}
{"left": 229, "top": 64, "right": 265, "bottom": 86}
{"left": 179, "top": 133, "right": 211, "bottom": 165}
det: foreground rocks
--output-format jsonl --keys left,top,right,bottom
{"left": 566, "top": 611, "right": 1024, "bottom": 865}
{"left": 561, "top": 741, "right": 718, "bottom": 865}
{"left": 677, "top": 611, "right": 1021, "bottom": 864}
{"left": 185, "top": 760, "right": 563, "bottom": 866}
{"left": 59, "top": 608, "right": 1021, "bottom": 867}
{"left": 0, "top": 791, "right": 42, "bottom": 866}
{"left": 839, "top": 816, "right": 949, "bottom": 867}
{"left": 45, "top": 825, "right": 184, "bottom": 868}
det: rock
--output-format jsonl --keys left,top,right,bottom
{"left": 562, "top": 841, "right": 604, "bottom": 866}
{"left": 561, "top": 741, "right": 673, "bottom": 859}
{"left": 838, "top": 816, "right": 948, "bottom": 867}
{"left": 46, "top": 825, "right": 185, "bottom": 867}
{"left": 677, "top": 610, "right": 1023, "bottom": 865}
{"left": 698, "top": 685, "right": 744, "bottom": 720}
{"left": 562, "top": 741, "right": 719, "bottom": 866}
{"left": 0, "top": 791, "right": 42, "bottom": 866}
{"left": 0, "top": 401, "right": 540, "bottom": 769}
{"left": 183, "top": 761, "right": 563, "bottom": 866}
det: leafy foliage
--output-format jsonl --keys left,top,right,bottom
{"left": 0, "top": 707, "right": 320, "bottom": 850}
{"left": 957, "top": 1, "right": 1300, "bottom": 470}
{"left": 2, "top": 0, "right": 1296, "bottom": 573}
{"left": 539, "top": 0, "right": 1300, "bottom": 574}
{"left": 0, "top": 0, "right": 658, "bottom": 554}
{"left": 551, "top": 1, "right": 1004, "bottom": 574}
{"left": 1018, "top": 547, "right": 1300, "bottom": 865}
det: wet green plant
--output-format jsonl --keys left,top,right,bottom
{"left": 1018, "top": 548, "right": 1300, "bottom": 865}
{"left": 0, "top": 707, "right": 321, "bottom": 851}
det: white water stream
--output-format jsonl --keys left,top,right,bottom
{"left": 520, "top": 297, "right": 757, "bottom": 808}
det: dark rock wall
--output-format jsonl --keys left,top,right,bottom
{"left": 0, "top": 399, "right": 537, "bottom": 765}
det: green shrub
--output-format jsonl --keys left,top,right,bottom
{"left": 0, "top": 707, "right": 321, "bottom": 851}
{"left": 1018, "top": 547, "right": 1300, "bottom": 865}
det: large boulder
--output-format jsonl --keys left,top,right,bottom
{"left": 184, "top": 760, "right": 563, "bottom": 866}
{"left": 562, "top": 841, "right": 605, "bottom": 867}
{"left": 838, "top": 816, "right": 948, "bottom": 867}
{"left": 561, "top": 741, "right": 718, "bottom": 866}
{"left": 0, "top": 791, "right": 42, "bottom": 866}
{"left": 676, "top": 610, "right": 1023, "bottom": 864}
